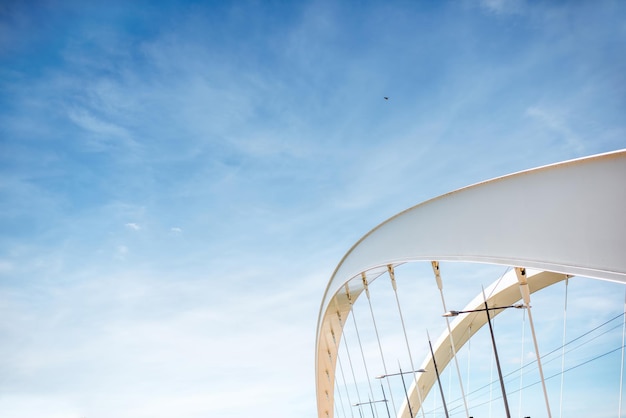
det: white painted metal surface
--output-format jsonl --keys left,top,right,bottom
{"left": 316, "top": 150, "right": 626, "bottom": 418}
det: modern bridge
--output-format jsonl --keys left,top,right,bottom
{"left": 316, "top": 150, "right": 626, "bottom": 418}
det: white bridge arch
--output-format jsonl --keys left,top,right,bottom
{"left": 316, "top": 149, "right": 626, "bottom": 418}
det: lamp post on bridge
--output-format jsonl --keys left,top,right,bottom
{"left": 442, "top": 302, "right": 527, "bottom": 418}
{"left": 376, "top": 368, "right": 426, "bottom": 418}
{"left": 353, "top": 398, "right": 389, "bottom": 418}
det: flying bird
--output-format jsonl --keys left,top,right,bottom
{"left": 384, "top": 97, "right": 389, "bottom": 100}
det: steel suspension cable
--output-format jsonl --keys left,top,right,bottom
{"left": 387, "top": 265, "right": 426, "bottom": 418}
{"left": 512, "top": 344, "right": 626, "bottom": 393}
{"left": 431, "top": 261, "right": 471, "bottom": 418}
{"left": 336, "top": 344, "right": 355, "bottom": 418}
{"left": 361, "top": 273, "right": 397, "bottom": 416}
{"left": 516, "top": 267, "right": 552, "bottom": 418}
{"left": 349, "top": 303, "right": 379, "bottom": 418}
{"left": 518, "top": 304, "right": 526, "bottom": 418}
{"left": 617, "top": 291, "right": 626, "bottom": 417}
{"left": 341, "top": 285, "right": 374, "bottom": 418}
{"left": 334, "top": 383, "right": 347, "bottom": 418}
{"left": 511, "top": 316, "right": 625, "bottom": 380}
{"left": 336, "top": 309, "right": 361, "bottom": 417}
{"left": 515, "top": 312, "right": 624, "bottom": 373}
{"left": 463, "top": 317, "right": 625, "bottom": 403}
{"left": 466, "top": 325, "right": 472, "bottom": 404}
{"left": 488, "top": 316, "right": 494, "bottom": 418}
{"left": 559, "top": 278, "right": 569, "bottom": 418}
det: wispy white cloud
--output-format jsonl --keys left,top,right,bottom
{"left": 525, "top": 106, "right": 585, "bottom": 153}
{"left": 479, "top": 0, "right": 526, "bottom": 15}
{"left": 124, "top": 222, "right": 140, "bottom": 231}
{"left": 66, "top": 108, "right": 137, "bottom": 151}
{"left": 1, "top": 1, "right": 625, "bottom": 417}
{"left": 0, "top": 262, "right": 320, "bottom": 417}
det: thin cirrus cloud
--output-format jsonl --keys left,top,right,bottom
{"left": 0, "top": 1, "right": 625, "bottom": 418}
{"left": 124, "top": 223, "right": 140, "bottom": 231}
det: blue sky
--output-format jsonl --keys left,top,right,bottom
{"left": 1, "top": 0, "right": 625, "bottom": 417}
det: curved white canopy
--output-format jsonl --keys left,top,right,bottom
{"left": 316, "top": 150, "right": 626, "bottom": 418}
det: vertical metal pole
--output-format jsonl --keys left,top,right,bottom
{"left": 483, "top": 296, "right": 511, "bottom": 418}
{"left": 427, "top": 331, "right": 450, "bottom": 418}
{"left": 398, "top": 365, "right": 415, "bottom": 418}
{"left": 379, "top": 381, "right": 392, "bottom": 418}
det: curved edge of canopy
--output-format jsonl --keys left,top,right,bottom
{"left": 316, "top": 149, "right": 626, "bottom": 418}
